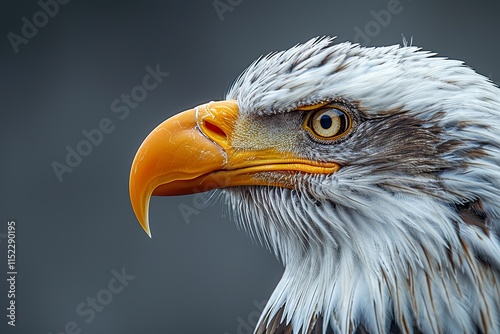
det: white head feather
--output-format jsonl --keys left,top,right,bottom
{"left": 221, "top": 37, "right": 500, "bottom": 333}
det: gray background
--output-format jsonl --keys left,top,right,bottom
{"left": 1, "top": 1, "right": 499, "bottom": 333}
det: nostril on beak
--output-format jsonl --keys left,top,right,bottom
{"left": 195, "top": 100, "right": 238, "bottom": 150}
{"left": 200, "top": 118, "right": 230, "bottom": 149}
{"left": 204, "top": 120, "right": 227, "bottom": 140}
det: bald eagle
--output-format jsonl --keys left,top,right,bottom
{"left": 129, "top": 37, "right": 500, "bottom": 333}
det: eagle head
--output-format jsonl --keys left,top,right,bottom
{"left": 129, "top": 37, "right": 500, "bottom": 333}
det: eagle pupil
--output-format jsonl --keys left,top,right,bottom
{"left": 320, "top": 115, "right": 332, "bottom": 129}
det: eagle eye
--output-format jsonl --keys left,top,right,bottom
{"left": 304, "top": 106, "right": 352, "bottom": 140}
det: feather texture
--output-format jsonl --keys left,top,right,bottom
{"left": 219, "top": 37, "right": 500, "bottom": 333}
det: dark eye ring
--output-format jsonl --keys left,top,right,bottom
{"left": 303, "top": 106, "right": 352, "bottom": 140}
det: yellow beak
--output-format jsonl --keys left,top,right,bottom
{"left": 129, "top": 100, "right": 339, "bottom": 236}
